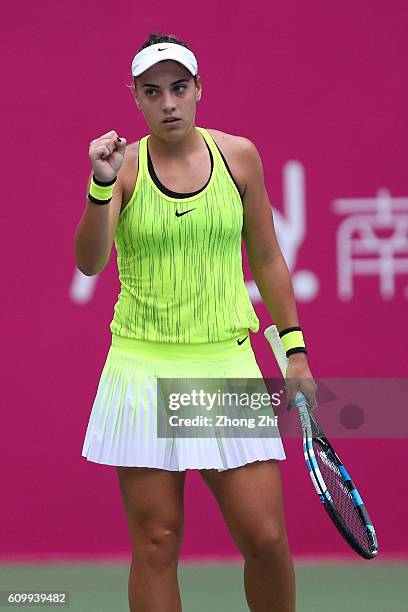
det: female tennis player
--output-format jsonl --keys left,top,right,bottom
{"left": 75, "top": 33, "right": 317, "bottom": 612}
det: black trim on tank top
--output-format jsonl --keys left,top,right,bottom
{"left": 211, "top": 140, "right": 243, "bottom": 199}
{"left": 146, "top": 132, "right": 243, "bottom": 199}
{"left": 147, "top": 139, "right": 214, "bottom": 198}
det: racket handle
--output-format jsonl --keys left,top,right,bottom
{"left": 264, "top": 325, "right": 310, "bottom": 411}
{"left": 264, "top": 325, "right": 288, "bottom": 376}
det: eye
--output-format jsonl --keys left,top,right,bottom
{"left": 145, "top": 89, "right": 157, "bottom": 97}
{"left": 174, "top": 84, "right": 186, "bottom": 93}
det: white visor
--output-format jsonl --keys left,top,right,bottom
{"left": 131, "top": 42, "right": 198, "bottom": 78}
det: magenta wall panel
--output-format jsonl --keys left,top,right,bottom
{"left": 2, "top": 1, "right": 407, "bottom": 559}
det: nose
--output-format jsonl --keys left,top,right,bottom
{"left": 161, "top": 90, "right": 176, "bottom": 114}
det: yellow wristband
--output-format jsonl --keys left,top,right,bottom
{"left": 279, "top": 327, "right": 306, "bottom": 356}
{"left": 88, "top": 175, "right": 117, "bottom": 204}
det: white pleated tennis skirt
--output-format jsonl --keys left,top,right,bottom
{"left": 81, "top": 333, "right": 286, "bottom": 471}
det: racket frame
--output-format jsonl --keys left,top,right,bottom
{"left": 264, "top": 325, "right": 378, "bottom": 560}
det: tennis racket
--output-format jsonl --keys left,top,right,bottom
{"left": 264, "top": 325, "right": 378, "bottom": 560}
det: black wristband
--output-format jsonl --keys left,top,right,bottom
{"left": 286, "top": 347, "right": 307, "bottom": 357}
{"left": 87, "top": 193, "right": 112, "bottom": 205}
{"left": 279, "top": 326, "right": 302, "bottom": 338}
{"left": 92, "top": 174, "right": 117, "bottom": 187}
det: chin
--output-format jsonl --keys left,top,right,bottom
{"left": 159, "top": 123, "right": 189, "bottom": 139}
{"left": 149, "top": 119, "right": 196, "bottom": 142}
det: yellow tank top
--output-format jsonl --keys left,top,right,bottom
{"left": 109, "top": 126, "right": 260, "bottom": 344}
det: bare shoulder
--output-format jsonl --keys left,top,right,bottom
{"left": 206, "top": 128, "right": 262, "bottom": 196}
{"left": 125, "top": 140, "right": 140, "bottom": 153}
{"left": 206, "top": 128, "right": 257, "bottom": 158}
{"left": 120, "top": 140, "right": 140, "bottom": 171}
{"left": 117, "top": 140, "right": 140, "bottom": 210}
{"left": 114, "top": 140, "right": 139, "bottom": 185}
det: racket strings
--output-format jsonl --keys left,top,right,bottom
{"left": 313, "top": 444, "right": 369, "bottom": 552}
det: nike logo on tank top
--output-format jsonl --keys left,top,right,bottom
{"left": 109, "top": 126, "right": 260, "bottom": 344}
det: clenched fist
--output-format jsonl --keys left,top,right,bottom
{"left": 89, "top": 130, "right": 127, "bottom": 182}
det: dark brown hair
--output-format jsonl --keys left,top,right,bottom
{"left": 137, "top": 32, "right": 193, "bottom": 53}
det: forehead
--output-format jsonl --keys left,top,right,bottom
{"left": 137, "top": 60, "right": 192, "bottom": 85}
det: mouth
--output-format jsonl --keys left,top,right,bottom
{"left": 162, "top": 117, "right": 181, "bottom": 124}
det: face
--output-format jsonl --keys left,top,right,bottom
{"left": 133, "top": 60, "right": 202, "bottom": 141}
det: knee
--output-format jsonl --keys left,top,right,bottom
{"left": 243, "top": 524, "right": 288, "bottom": 562}
{"left": 133, "top": 524, "right": 183, "bottom": 568}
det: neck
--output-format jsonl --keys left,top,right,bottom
{"left": 148, "top": 124, "right": 202, "bottom": 159}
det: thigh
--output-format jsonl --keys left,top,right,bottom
{"left": 117, "top": 467, "right": 186, "bottom": 536}
{"left": 199, "top": 460, "right": 287, "bottom": 555}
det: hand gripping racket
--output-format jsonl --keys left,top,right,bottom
{"left": 264, "top": 325, "right": 378, "bottom": 559}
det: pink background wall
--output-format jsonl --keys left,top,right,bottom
{"left": 2, "top": 1, "right": 407, "bottom": 560}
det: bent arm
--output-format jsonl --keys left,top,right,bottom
{"left": 73, "top": 171, "right": 123, "bottom": 276}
